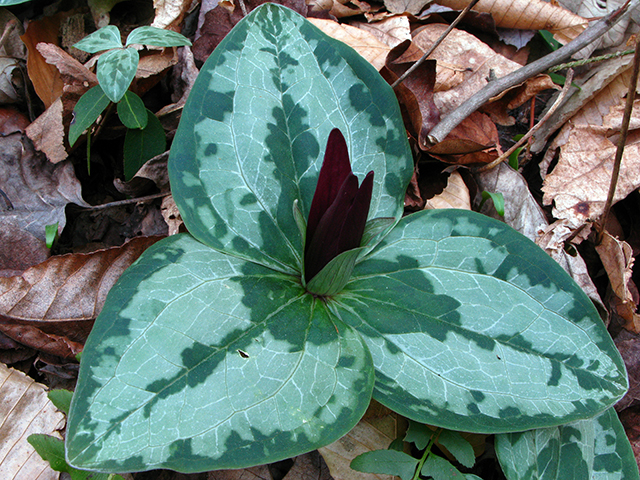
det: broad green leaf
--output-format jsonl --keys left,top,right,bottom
{"left": 334, "top": 209, "right": 628, "bottom": 433}
{"left": 69, "top": 85, "right": 110, "bottom": 147}
{"left": 496, "top": 407, "right": 639, "bottom": 480}
{"left": 97, "top": 48, "right": 139, "bottom": 103}
{"left": 66, "top": 234, "right": 374, "bottom": 473}
{"left": 437, "top": 430, "right": 475, "bottom": 468}
{"left": 48, "top": 389, "right": 73, "bottom": 415}
{"left": 350, "top": 450, "right": 418, "bottom": 480}
{"left": 74, "top": 25, "right": 123, "bottom": 53}
{"left": 123, "top": 109, "right": 166, "bottom": 180}
{"left": 168, "top": 3, "right": 412, "bottom": 274}
{"left": 421, "top": 454, "right": 465, "bottom": 480}
{"left": 117, "top": 91, "right": 148, "bottom": 129}
{"left": 125, "top": 26, "right": 192, "bottom": 47}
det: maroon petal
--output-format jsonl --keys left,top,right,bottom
{"left": 306, "top": 129, "right": 352, "bottom": 249}
{"left": 305, "top": 173, "right": 359, "bottom": 282}
{"left": 336, "top": 170, "right": 374, "bottom": 255}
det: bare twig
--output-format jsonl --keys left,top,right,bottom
{"left": 237, "top": 0, "right": 248, "bottom": 16}
{"left": 595, "top": 35, "right": 640, "bottom": 244}
{"left": 86, "top": 192, "right": 171, "bottom": 211}
{"left": 391, "top": 0, "right": 479, "bottom": 90}
{"left": 477, "top": 69, "right": 574, "bottom": 172}
{"left": 426, "top": 2, "right": 632, "bottom": 146}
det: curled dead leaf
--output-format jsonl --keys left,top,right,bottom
{"left": 0, "top": 236, "right": 163, "bottom": 358}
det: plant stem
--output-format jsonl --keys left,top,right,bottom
{"left": 426, "top": 1, "right": 632, "bottom": 145}
{"left": 86, "top": 192, "right": 171, "bottom": 210}
{"left": 412, "top": 427, "right": 443, "bottom": 480}
{"left": 392, "top": 0, "right": 479, "bottom": 90}
{"left": 548, "top": 48, "right": 635, "bottom": 73}
{"left": 596, "top": 34, "right": 640, "bottom": 244}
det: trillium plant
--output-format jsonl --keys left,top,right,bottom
{"left": 66, "top": 4, "right": 636, "bottom": 477}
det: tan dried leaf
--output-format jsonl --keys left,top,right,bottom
{"left": 595, "top": 232, "right": 640, "bottom": 332}
{"left": 351, "top": 15, "right": 411, "bottom": 48}
{"left": 438, "top": 0, "right": 586, "bottom": 43}
{"left": 383, "top": 0, "right": 430, "bottom": 15}
{"left": 542, "top": 98, "right": 640, "bottom": 225}
{"left": 26, "top": 97, "right": 67, "bottom": 164}
{"left": 319, "top": 401, "right": 403, "bottom": 480}
{"left": 425, "top": 170, "right": 470, "bottom": 210}
{"left": 151, "top": 0, "right": 194, "bottom": 30}
{"left": 0, "top": 364, "right": 64, "bottom": 480}
{"left": 309, "top": 19, "right": 390, "bottom": 70}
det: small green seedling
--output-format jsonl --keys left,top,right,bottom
{"left": 45, "top": 222, "right": 59, "bottom": 248}
{"left": 70, "top": 25, "right": 191, "bottom": 178}
{"left": 479, "top": 190, "right": 505, "bottom": 217}
{"left": 351, "top": 421, "right": 476, "bottom": 480}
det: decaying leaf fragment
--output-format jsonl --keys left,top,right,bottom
{"left": 424, "top": 170, "right": 471, "bottom": 210}
{"left": 0, "top": 236, "right": 163, "bottom": 358}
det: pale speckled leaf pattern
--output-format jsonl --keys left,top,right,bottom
{"left": 334, "top": 209, "right": 627, "bottom": 433}
{"left": 74, "top": 25, "right": 123, "bottom": 53}
{"left": 125, "top": 26, "right": 192, "bottom": 47}
{"left": 496, "top": 407, "right": 640, "bottom": 480}
{"left": 97, "top": 48, "right": 139, "bottom": 103}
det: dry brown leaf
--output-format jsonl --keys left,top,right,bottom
{"left": 0, "top": 364, "right": 63, "bottom": 480}
{"left": 161, "top": 195, "right": 184, "bottom": 236}
{"left": 0, "top": 132, "right": 87, "bottom": 245}
{"left": 351, "top": 15, "right": 411, "bottom": 48}
{"left": 427, "top": 111, "right": 498, "bottom": 158}
{"left": 20, "top": 13, "right": 67, "bottom": 108}
{"left": 319, "top": 401, "right": 403, "bottom": 480}
{"left": 405, "top": 24, "right": 522, "bottom": 116}
{"left": 542, "top": 98, "right": 640, "bottom": 226}
{"left": 26, "top": 97, "right": 67, "bottom": 164}
{"left": 309, "top": 19, "right": 390, "bottom": 70}
{"left": 595, "top": 232, "right": 640, "bottom": 332}
{"left": 383, "top": 0, "right": 430, "bottom": 15}
{"left": 0, "top": 236, "right": 163, "bottom": 358}
{"left": 383, "top": 41, "right": 439, "bottom": 149}
{"left": 0, "top": 221, "right": 50, "bottom": 277}
{"left": 438, "top": 0, "right": 586, "bottom": 43}
{"left": 424, "top": 170, "right": 470, "bottom": 210}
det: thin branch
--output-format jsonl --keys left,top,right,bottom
{"left": 477, "top": 69, "right": 574, "bottom": 173}
{"left": 237, "top": 0, "right": 248, "bottom": 16}
{"left": 391, "top": 0, "right": 479, "bottom": 89}
{"left": 596, "top": 35, "right": 640, "bottom": 244}
{"left": 426, "top": 1, "right": 632, "bottom": 145}
{"left": 548, "top": 48, "right": 635, "bottom": 73}
{"left": 85, "top": 192, "right": 171, "bottom": 211}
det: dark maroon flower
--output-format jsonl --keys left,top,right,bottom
{"left": 304, "top": 129, "right": 374, "bottom": 283}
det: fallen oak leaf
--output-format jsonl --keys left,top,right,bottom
{"left": 0, "top": 236, "right": 163, "bottom": 358}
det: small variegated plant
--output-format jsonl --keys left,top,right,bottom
{"left": 65, "top": 4, "right": 634, "bottom": 477}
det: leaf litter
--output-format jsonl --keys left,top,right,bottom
{"left": 3, "top": 0, "right": 640, "bottom": 477}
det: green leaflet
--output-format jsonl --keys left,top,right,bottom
{"left": 168, "top": 3, "right": 412, "bottom": 274}
{"left": 66, "top": 234, "right": 373, "bottom": 473}
{"left": 117, "top": 91, "right": 147, "bottom": 129}
{"left": 495, "top": 407, "right": 640, "bottom": 480}
{"left": 123, "top": 109, "right": 166, "bottom": 180}
{"left": 335, "top": 209, "right": 627, "bottom": 433}
{"left": 74, "top": 25, "right": 123, "bottom": 53}
{"left": 97, "top": 48, "right": 139, "bottom": 103}
{"left": 126, "top": 26, "right": 192, "bottom": 47}
{"left": 69, "top": 85, "right": 110, "bottom": 147}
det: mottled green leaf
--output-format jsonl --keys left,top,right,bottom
{"left": 335, "top": 209, "right": 628, "bottom": 433}
{"left": 69, "top": 85, "right": 110, "bottom": 147}
{"left": 350, "top": 449, "right": 418, "bottom": 480}
{"left": 97, "top": 48, "right": 139, "bottom": 103}
{"left": 125, "top": 26, "right": 192, "bottom": 47}
{"left": 496, "top": 407, "right": 639, "bottom": 480}
{"left": 74, "top": 25, "right": 123, "bottom": 53}
{"left": 306, "top": 247, "right": 364, "bottom": 296}
{"left": 168, "top": 3, "right": 412, "bottom": 274}
{"left": 123, "top": 109, "right": 166, "bottom": 180}
{"left": 66, "top": 234, "right": 373, "bottom": 473}
{"left": 0, "top": 0, "right": 31, "bottom": 5}
{"left": 117, "top": 90, "right": 148, "bottom": 129}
